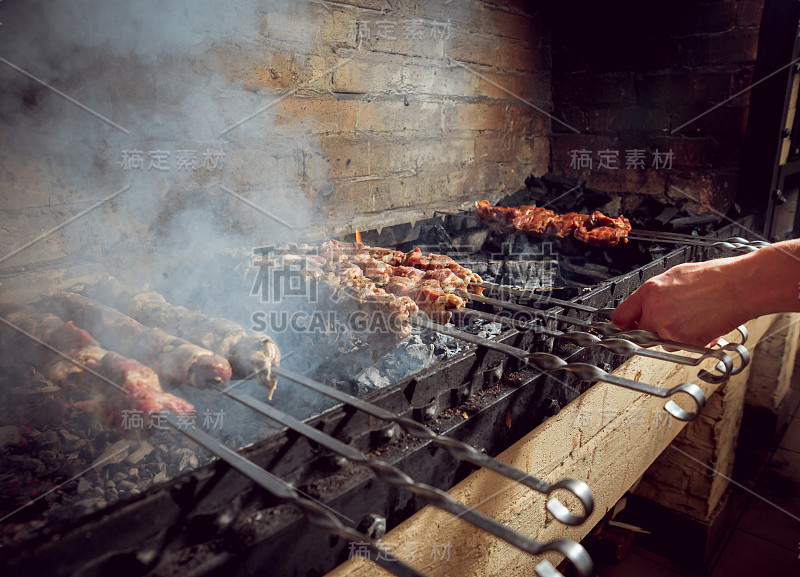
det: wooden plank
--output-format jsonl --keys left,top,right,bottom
{"left": 633, "top": 314, "right": 776, "bottom": 519}
{"left": 324, "top": 315, "right": 778, "bottom": 577}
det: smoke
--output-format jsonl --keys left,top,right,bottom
{"left": 0, "top": 0, "right": 341, "bottom": 429}
{"left": 0, "top": 0, "right": 332, "bottom": 313}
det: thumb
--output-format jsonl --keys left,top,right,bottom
{"left": 612, "top": 290, "right": 643, "bottom": 329}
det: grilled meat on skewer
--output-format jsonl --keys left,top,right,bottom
{"left": 263, "top": 241, "right": 484, "bottom": 348}
{"left": 0, "top": 305, "right": 193, "bottom": 435}
{"left": 476, "top": 200, "right": 631, "bottom": 247}
{"left": 280, "top": 255, "right": 419, "bottom": 358}
{"left": 338, "top": 256, "right": 468, "bottom": 324}
{"left": 284, "top": 245, "right": 474, "bottom": 325}
{"left": 320, "top": 240, "right": 484, "bottom": 293}
{"left": 77, "top": 277, "right": 281, "bottom": 399}
{"left": 44, "top": 293, "right": 233, "bottom": 388}
{"left": 280, "top": 254, "right": 420, "bottom": 333}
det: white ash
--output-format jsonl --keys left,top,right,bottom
{"left": 348, "top": 335, "right": 435, "bottom": 395}
{"left": 461, "top": 320, "right": 503, "bottom": 340}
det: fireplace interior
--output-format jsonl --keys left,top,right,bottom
{"left": 0, "top": 1, "right": 791, "bottom": 577}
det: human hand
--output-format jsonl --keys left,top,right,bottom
{"left": 611, "top": 258, "right": 752, "bottom": 347}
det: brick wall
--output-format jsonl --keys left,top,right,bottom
{"left": 548, "top": 0, "right": 764, "bottom": 215}
{"left": 240, "top": 0, "right": 552, "bottom": 235}
{"left": 0, "top": 1, "right": 552, "bottom": 276}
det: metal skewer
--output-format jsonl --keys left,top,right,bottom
{"left": 408, "top": 315, "right": 706, "bottom": 422}
{"left": 268, "top": 365, "right": 594, "bottom": 526}
{"left": 457, "top": 308, "right": 734, "bottom": 384}
{"left": 627, "top": 230, "right": 770, "bottom": 252}
{"left": 437, "top": 206, "right": 766, "bottom": 252}
{"left": 164, "top": 414, "right": 429, "bottom": 577}
{"left": 478, "top": 281, "right": 598, "bottom": 313}
{"left": 221, "top": 392, "right": 595, "bottom": 577}
{"left": 477, "top": 282, "right": 750, "bottom": 347}
{"left": 465, "top": 290, "right": 750, "bottom": 374}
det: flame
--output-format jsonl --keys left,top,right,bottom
{"left": 355, "top": 229, "right": 361, "bottom": 243}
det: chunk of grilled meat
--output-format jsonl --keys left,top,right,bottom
{"left": 77, "top": 277, "right": 281, "bottom": 400}
{"left": 476, "top": 200, "right": 631, "bottom": 247}
{"left": 0, "top": 305, "right": 193, "bottom": 437}
{"left": 43, "top": 293, "right": 233, "bottom": 389}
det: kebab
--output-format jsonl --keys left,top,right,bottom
{"left": 476, "top": 200, "right": 632, "bottom": 247}
{"left": 76, "top": 277, "right": 281, "bottom": 399}
{"left": 0, "top": 305, "right": 193, "bottom": 435}
{"left": 320, "top": 240, "right": 485, "bottom": 293}
{"left": 283, "top": 244, "right": 476, "bottom": 325}
{"left": 325, "top": 252, "right": 468, "bottom": 324}
{"left": 43, "top": 292, "right": 233, "bottom": 389}
{"left": 278, "top": 253, "right": 421, "bottom": 335}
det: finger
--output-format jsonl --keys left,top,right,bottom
{"left": 612, "top": 290, "right": 643, "bottom": 329}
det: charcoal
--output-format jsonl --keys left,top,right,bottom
{"left": 0, "top": 425, "right": 18, "bottom": 448}
{"left": 117, "top": 480, "right": 137, "bottom": 493}
{"left": 73, "top": 439, "right": 97, "bottom": 462}
{"left": 356, "top": 367, "right": 391, "bottom": 392}
{"left": 580, "top": 187, "right": 613, "bottom": 211}
{"left": 655, "top": 205, "right": 681, "bottom": 226}
{"left": 524, "top": 174, "right": 547, "bottom": 194}
{"left": 185, "top": 455, "right": 199, "bottom": 471}
{"left": 461, "top": 320, "right": 502, "bottom": 339}
{"left": 77, "top": 477, "right": 92, "bottom": 495}
{"left": 541, "top": 172, "right": 582, "bottom": 192}
{"left": 422, "top": 330, "right": 461, "bottom": 359}
{"left": 36, "top": 430, "right": 60, "bottom": 448}
{"left": 16, "top": 396, "right": 65, "bottom": 426}
{"left": 501, "top": 259, "right": 558, "bottom": 289}
{"left": 349, "top": 335, "right": 436, "bottom": 394}
{"left": 60, "top": 430, "right": 80, "bottom": 443}
{"left": 125, "top": 442, "right": 153, "bottom": 465}
{"left": 433, "top": 343, "right": 452, "bottom": 358}
{"left": 305, "top": 344, "right": 371, "bottom": 388}
{"left": 107, "top": 463, "right": 129, "bottom": 479}
{"left": 7, "top": 455, "right": 45, "bottom": 475}
{"left": 497, "top": 187, "right": 540, "bottom": 208}
{"left": 72, "top": 498, "right": 107, "bottom": 516}
{"left": 670, "top": 214, "right": 718, "bottom": 230}
{"left": 560, "top": 261, "right": 611, "bottom": 284}
{"left": 91, "top": 440, "right": 130, "bottom": 468}
{"left": 405, "top": 339, "right": 435, "bottom": 365}
{"left": 416, "top": 222, "right": 456, "bottom": 254}
{"left": 38, "top": 450, "right": 60, "bottom": 470}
